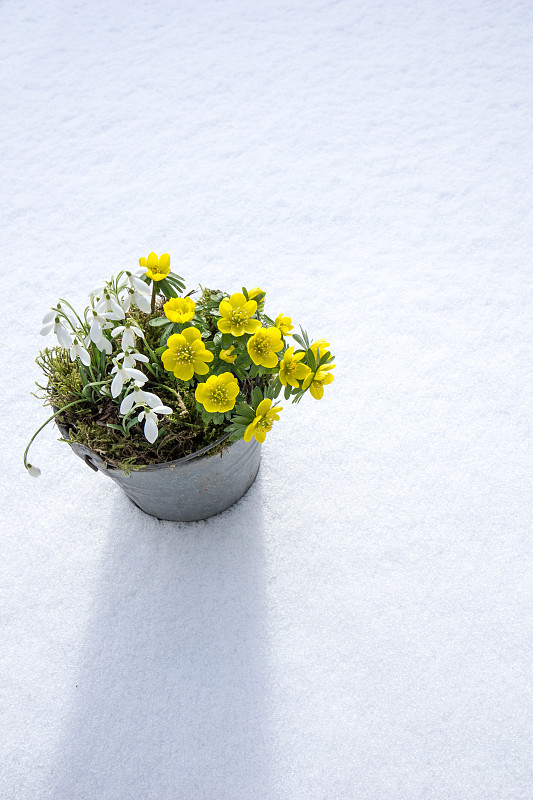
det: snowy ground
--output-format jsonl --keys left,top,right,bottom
{"left": 2, "top": 1, "right": 533, "bottom": 798}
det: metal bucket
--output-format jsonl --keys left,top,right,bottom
{"left": 57, "top": 423, "right": 262, "bottom": 521}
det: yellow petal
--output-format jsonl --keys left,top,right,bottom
{"left": 244, "top": 318, "right": 262, "bottom": 334}
{"left": 158, "top": 253, "right": 170, "bottom": 269}
{"left": 243, "top": 300, "right": 258, "bottom": 316}
{"left": 219, "top": 299, "right": 232, "bottom": 317}
{"left": 217, "top": 318, "right": 232, "bottom": 333}
{"left": 256, "top": 398, "right": 272, "bottom": 416}
{"left": 147, "top": 252, "right": 158, "bottom": 267}
{"left": 229, "top": 292, "right": 247, "bottom": 308}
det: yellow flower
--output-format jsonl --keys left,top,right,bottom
{"left": 302, "top": 363, "right": 335, "bottom": 399}
{"left": 247, "top": 327, "right": 283, "bottom": 368}
{"left": 217, "top": 293, "right": 262, "bottom": 337}
{"left": 274, "top": 313, "right": 293, "bottom": 336}
{"left": 247, "top": 288, "right": 264, "bottom": 300}
{"left": 163, "top": 296, "right": 195, "bottom": 323}
{"left": 161, "top": 327, "right": 214, "bottom": 381}
{"left": 279, "top": 346, "right": 311, "bottom": 388}
{"left": 309, "top": 339, "right": 331, "bottom": 358}
{"left": 195, "top": 372, "right": 240, "bottom": 413}
{"left": 220, "top": 346, "right": 237, "bottom": 364}
{"left": 139, "top": 252, "right": 171, "bottom": 282}
{"left": 244, "top": 399, "right": 283, "bottom": 443}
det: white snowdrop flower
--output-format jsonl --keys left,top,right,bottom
{"left": 126, "top": 271, "right": 150, "bottom": 294}
{"left": 117, "top": 350, "right": 149, "bottom": 369}
{"left": 88, "top": 308, "right": 113, "bottom": 344}
{"left": 111, "top": 323, "right": 144, "bottom": 351}
{"left": 26, "top": 464, "right": 41, "bottom": 478}
{"left": 129, "top": 287, "right": 151, "bottom": 313}
{"left": 41, "top": 309, "right": 56, "bottom": 326}
{"left": 120, "top": 386, "right": 164, "bottom": 415}
{"left": 69, "top": 338, "right": 91, "bottom": 366}
{"left": 85, "top": 332, "right": 113, "bottom": 355}
{"left": 97, "top": 293, "right": 125, "bottom": 321}
{"left": 137, "top": 405, "right": 173, "bottom": 444}
{"left": 110, "top": 360, "right": 148, "bottom": 398}
{"left": 40, "top": 316, "right": 73, "bottom": 348}
{"left": 118, "top": 292, "right": 131, "bottom": 313}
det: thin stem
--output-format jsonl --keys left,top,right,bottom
{"left": 23, "top": 399, "right": 86, "bottom": 470}
{"left": 150, "top": 281, "right": 156, "bottom": 313}
{"left": 24, "top": 380, "right": 112, "bottom": 471}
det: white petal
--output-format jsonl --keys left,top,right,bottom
{"left": 124, "top": 368, "right": 147, "bottom": 384}
{"left": 133, "top": 353, "right": 149, "bottom": 363}
{"left": 27, "top": 465, "right": 41, "bottom": 478}
{"left": 56, "top": 324, "right": 73, "bottom": 348}
{"left": 140, "top": 391, "right": 163, "bottom": 408}
{"left": 138, "top": 410, "right": 146, "bottom": 422}
{"left": 151, "top": 405, "right": 173, "bottom": 415}
{"left": 120, "top": 392, "right": 135, "bottom": 415}
{"left": 130, "top": 274, "right": 149, "bottom": 293}
{"left": 111, "top": 372, "right": 124, "bottom": 398}
{"left": 90, "top": 318, "right": 103, "bottom": 343}
{"left": 79, "top": 347, "right": 91, "bottom": 366}
{"left": 119, "top": 293, "right": 131, "bottom": 312}
{"left": 42, "top": 310, "right": 55, "bottom": 324}
{"left": 131, "top": 326, "right": 144, "bottom": 338}
{"left": 110, "top": 300, "right": 125, "bottom": 319}
{"left": 122, "top": 329, "right": 135, "bottom": 350}
{"left": 94, "top": 336, "right": 112, "bottom": 355}
{"left": 134, "top": 292, "right": 152, "bottom": 313}
{"left": 111, "top": 326, "right": 124, "bottom": 337}
{"left": 144, "top": 415, "right": 159, "bottom": 444}
{"left": 40, "top": 322, "right": 54, "bottom": 336}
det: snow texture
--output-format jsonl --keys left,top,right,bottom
{"left": 2, "top": 0, "right": 533, "bottom": 798}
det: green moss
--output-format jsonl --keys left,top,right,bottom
{"left": 36, "top": 343, "right": 267, "bottom": 472}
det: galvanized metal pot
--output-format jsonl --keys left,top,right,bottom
{"left": 57, "top": 423, "right": 262, "bottom": 521}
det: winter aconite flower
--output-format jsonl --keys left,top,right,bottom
{"left": 278, "top": 347, "right": 311, "bottom": 388}
{"left": 161, "top": 327, "right": 214, "bottom": 381}
{"left": 247, "top": 327, "right": 283, "bottom": 368}
{"left": 302, "top": 363, "right": 335, "bottom": 399}
{"left": 244, "top": 399, "right": 283, "bottom": 443}
{"left": 217, "top": 293, "right": 262, "bottom": 337}
{"left": 163, "top": 296, "right": 195, "bottom": 324}
{"left": 309, "top": 339, "right": 331, "bottom": 358}
{"left": 274, "top": 313, "right": 293, "bottom": 336}
{"left": 195, "top": 372, "right": 240, "bottom": 413}
{"left": 219, "top": 346, "right": 237, "bottom": 364}
{"left": 139, "top": 252, "right": 171, "bottom": 282}
{"left": 247, "top": 288, "right": 264, "bottom": 300}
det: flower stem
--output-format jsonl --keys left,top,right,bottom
{"left": 24, "top": 380, "right": 112, "bottom": 473}
{"left": 150, "top": 281, "right": 156, "bottom": 313}
{"left": 23, "top": 399, "right": 87, "bottom": 472}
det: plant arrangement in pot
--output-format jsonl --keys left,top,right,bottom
{"left": 25, "top": 252, "right": 336, "bottom": 520}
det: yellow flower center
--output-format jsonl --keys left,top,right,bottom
{"left": 257, "top": 417, "right": 273, "bottom": 432}
{"left": 174, "top": 345, "right": 195, "bottom": 364}
{"left": 210, "top": 386, "right": 228, "bottom": 406}
{"left": 252, "top": 336, "right": 270, "bottom": 354}
{"left": 229, "top": 308, "right": 248, "bottom": 325}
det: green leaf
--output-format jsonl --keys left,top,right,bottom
{"left": 149, "top": 316, "right": 170, "bottom": 327}
{"left": 158, "top": 279, "right": 178, "bottom": 299}
{"left": 292, "top": 334, "right": 305, "bottom": 349}
{"left": 251, "top": 387, "right": 263, "bottom": 408}
{"left": 284, "top": 384, "right": 292, "bottom": 400}
{"left": 221, "top": 333, "right": 233, "bottom": 348}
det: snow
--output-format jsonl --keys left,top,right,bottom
{"left": 2, "top": 0, "right": 533, "bottom": 797}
